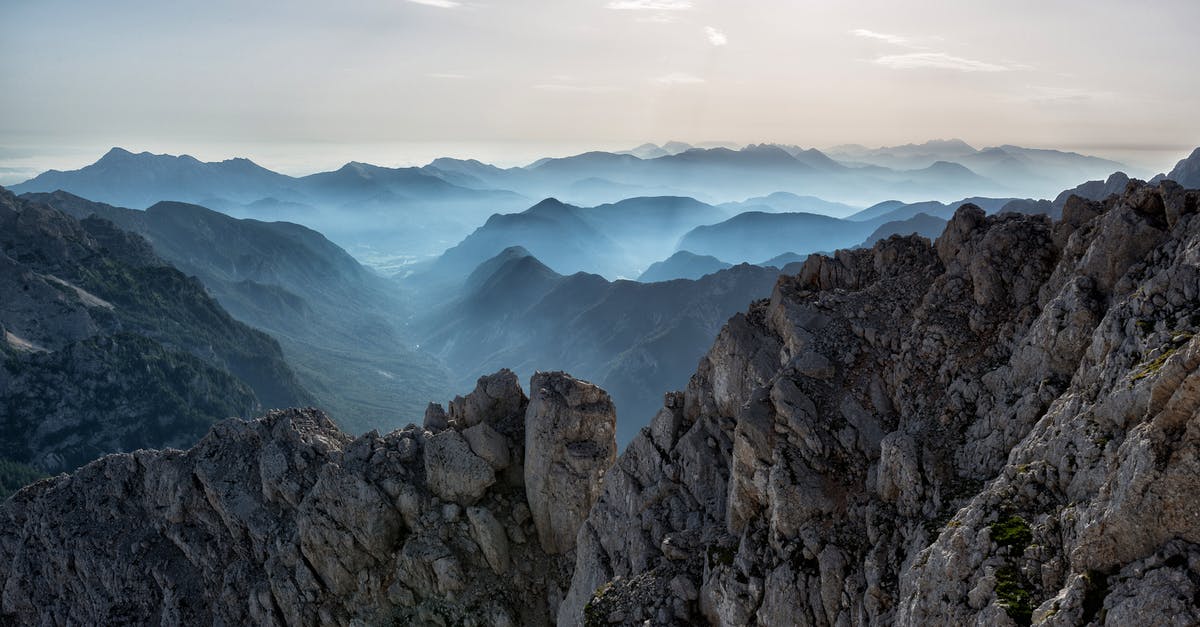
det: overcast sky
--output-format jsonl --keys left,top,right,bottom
{"left": 2, "top": 0, "right": 1198, "bottom": 180}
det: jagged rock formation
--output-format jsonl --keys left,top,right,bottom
{"left": 525, "top": 371, "right": 618, "bottom": 554}
{"left": 4, "top": 181, "right": 1200, "bottom": 626}
{"left": 0, "top": 369, "right": 615, "bottom": 626}
{"left": 562, "top": 180, "right": 1200, "bottom": 625}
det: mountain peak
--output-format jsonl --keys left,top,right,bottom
{"left": 96, "top": 147, "right": 142, "bottom": 164}
{"left": 525, "top": 197, "right": 571, "bottom": 213}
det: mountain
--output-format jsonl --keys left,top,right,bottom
{"left": 417, "top": 248, "right": 781, "bottom": 444}
{"left": 427, "top": 198, "right": 623, "bottom": 280}
{"left": 858, "top": 212, "right": 947, "bottom": 247}
{"left": 759, "top": 251, "right": 811, "bottom": 267}
{"left": 1164, "top": 147, "right": 1200, "bottom": 187}
{"left": 24, "top": 191, "right": 453, "bottom": 434}
{"left": 676, "top": 211, "right": 877, "bottom": 262}
{"left": 431, "top": 144, "right": 1009, "bottom": 206}
{"left": 847, "top": 195, "right": 1027, "bottom": 223}
{"left": 421, "top": 195, "right": 727, "bottom": 283}
{"left": 0, "top": 187, "right": 310, "bottom": 473}
{"left": 10, "top": 148, "right": 531, "bottom": 263}
{"left": 825, "top": 140, "right": 1126, "bottom": 198}
{"left": 825, "top": 138, "right": 978, "bottom": 168}
{"left": 1051, "top": 171, "right": 1131, "bottom": 212}
{"left": 718, "top": 191, "right": 860, "bottom": 217}
{"left": 638, "top": 251, "right": 731, "bottom": 282}
{"left": 9, "top": 147, "right": 299, "bottom": 208}
{"left": 845, "top": 199, "right": 908, "bottom": 222}
{"left": 618, "top": 141, "right": 696, "bottom": 159}
{"left": 582, "top": 196, "right": 727, "bottom": 264}
{"left": 6, "top": 182, "right": 1200, "bottom": 626}
{"left": 618, "top": 143, "right": 670, "bottom": 159}
{"left": 12, "top": 142, "right": 1128, "bottom": 264}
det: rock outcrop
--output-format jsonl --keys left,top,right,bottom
{"left": 0, "top": 369, "right": 616, "bottom": 626}
{"left": 4, "top": 181, "right": 1200, "bottom": 626}
{"left": 525, "top": 371, "right": 619, "bottom": 554}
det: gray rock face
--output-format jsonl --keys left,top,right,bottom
{"left": 563, "top": 181, "right": 1200, "bottom": 626}
{"left": 424, "top": 429, "right": 495, "bottom": 505}
{"left": 0, "top": 370, "right": 606, "bottom": 626}
{"left": 5, "top": 181, "right": 1200, "bottom": 627}
{"left": 525, "top": 371, "right": 619, "bottom": 555}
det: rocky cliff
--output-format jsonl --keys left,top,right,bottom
{"left": 564, "top": 179, "right": 1200, "bottom": 625}
{"left": 3, "top": 181, "right": 1200, "bottom": 626}
{"left": 0, "top": 370, "right": 614, "bottom": 626}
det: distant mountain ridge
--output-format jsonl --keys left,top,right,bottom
{"left": 11, "top": 142, "right": 1131, "bottom": 251}
{"left": 12, "top": 148, "right": 530, "bottom": 262}
{"left": 0, "top": 186, "right": 310, "bottom": 473}
{"left": 638, "top": 250, "right": 731, "bottom": 282}
{"left": 23, "top": 191, "right": 453, "bottom": 433}
{"left": 423, "top": 195, "right": 728, "bottom": 281}
{"left": 416, "top": 247, "right": 782, "bottom": 443}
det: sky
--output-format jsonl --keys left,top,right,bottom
{"left": 2, "top": 0, "right": 1199, "bottom": 182}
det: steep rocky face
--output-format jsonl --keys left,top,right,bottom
{"left": 0, "top": 187, "right": 309, "bottom": 473}
{"left": 0, "top": 370, "right": 616, "bottom": 626}
{"left": 563, "top": 180, "right": 1200, "bottom": 625}
{"left": 525, "top": 371, "right": 618, "bottom": 554}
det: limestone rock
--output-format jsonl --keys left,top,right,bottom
{"left": 467, "top": 506, "right": 511, "bottom": 575}
{"left": 563, "top": 181, "right": 1200, "bottom": 626}
{"left": 524, "top": 371, "right": 617, "bottom": 555}
{"left": 423, "top": 429, "right": 495, "bottom": 505}
{"left": 462, "top": 422, "right": 511, "bottom": 471}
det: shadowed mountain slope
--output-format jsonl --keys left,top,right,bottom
{"left": 24, "top": 191, "right": 452, "bottom": 433}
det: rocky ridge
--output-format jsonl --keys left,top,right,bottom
{"left": 563, "top": 179, "right": 1200, "bottom": 625}
{"left": 0, "top": 369, "right": 615, "bottom": 625}
{"left": 2, "top": 181, "right": 1200, "bottom": 626}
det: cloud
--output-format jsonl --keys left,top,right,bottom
{"left": 534, "top": 83, "right": 621, "bottom": 93}
{"left": 655, "top": 72, "right": 705, "bottom": 85}
{"left": 1018, "top": 85, "right": 1114, "bottom": 105}
{"left": 851, "top": 29, "right": 917, "bottom": 48}
{"left": 406, "top": 0, "right": 460, "bottom": 7}
{"left": 605, "top": 0, "right": 693, "bottom": 9}
{"left": 705, "top": 26, "right": 727, "bottom": 46}
{"left": 873, "top": 52, "right": 1013, "bottom": 72}
{"left": 428, "top": 73, "right": 469, "bottom": 79}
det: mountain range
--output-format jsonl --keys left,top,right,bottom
{"left": 421, "top": 196, "right": 727, "bottom": 282}
{"left": 415, "top": 247, "right": 782, "bottom": 444}
{"left": 10, "top": 142, "right": 1133, "bottom": 271}
{"left": 0, "top": 186, "right": 310, "bottom": 473}
{"left": 22, "top": 191, "right": 453, "bottom": 434}
{"left": 11, "top": 148, "right": 530, "bottom": 265}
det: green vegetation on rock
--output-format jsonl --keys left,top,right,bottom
{"left": 0, "top": 457, "right": 47, "bottom": 500}
{"left": 995, "top": 566, "right": 1033, "bottom": 626}
{"left": 990, "top": 515, "right": 1033, "bottom": 550}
